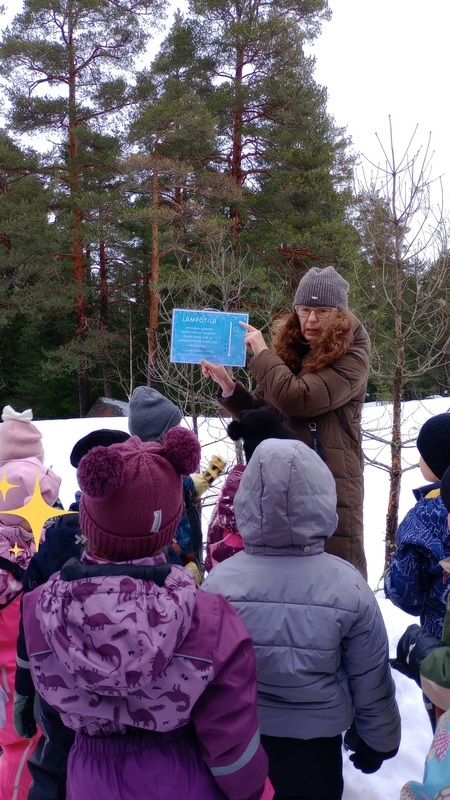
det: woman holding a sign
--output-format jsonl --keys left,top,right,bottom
{"left": 201, "top": 266, "right": 370, "bottom": 579}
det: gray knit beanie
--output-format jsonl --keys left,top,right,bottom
{"left": 128, "top": 387, "right": 182, "bottom": 442}
{"left": 417, "top": 413, "right": 450, "bottom": 480}
{"left": 293, "top": 266, "right": 349, "bottom": 309}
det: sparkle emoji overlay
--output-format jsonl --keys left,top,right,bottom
{"left": 0, "top": 472, "right": 20, "bottom": 501}
{"left": 0, "top": 470, "right": 75, "bottom": 548}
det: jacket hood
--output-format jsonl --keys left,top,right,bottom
{"left": 35, "top": 552, "right": 197, "bottom": 693}
{"left": 234, "top": 439, "right": 338, "bottom": 555}
{"left": 413, "top": 482, "right": 441, "bottom": 502}
{"left": 0, "top": 456, "right": 61, "bottom": 526}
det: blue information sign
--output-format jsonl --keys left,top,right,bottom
{"left": 170, "top": 309, "right": 249, "bottom": 366}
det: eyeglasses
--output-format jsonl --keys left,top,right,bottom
{"left": 295, "top": 306, "right": 334, "bottom": 319}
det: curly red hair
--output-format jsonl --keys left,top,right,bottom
{"left": 271, "top": 309, "right": 354, "bottom": 374}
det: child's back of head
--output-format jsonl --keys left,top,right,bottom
{"left": 227, "top": 400, "right": 299, "bottom": 463}
{"left": 128, "top": 386, "right": 182, "bottom": 442}
{"left": 77, "top": 427, "right": 200, "bottom": 560}
{"left": 417, "top": 412, "right": 450, "bottom": 482}
{"left": 0, "top": 405, "right": 44, "bottom": 466}
{"left": 0, "top": 457, "right": 61, "bottom": 529}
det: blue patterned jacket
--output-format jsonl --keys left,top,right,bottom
{"left": 384, "top": 483, "right": 450, "bottom": 637}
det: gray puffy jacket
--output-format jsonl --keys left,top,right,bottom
{"left": 202, "top": 439, "right": 400, "bottom": 753}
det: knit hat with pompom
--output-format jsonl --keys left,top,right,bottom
{"left": 78, "top": 428, "right": 201, "bottom": 560}
{"left": 0, "top": 406, "right": 44, "bottom": 466}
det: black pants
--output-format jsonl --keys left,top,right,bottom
{"left": 423, "top": 692, "right": 437, "bottom": 732}
{"left": 28, "top": 695, "right": 75, "bottom": 800}
{"left": 261, "top": 733, "right": 343, "bottom": 800}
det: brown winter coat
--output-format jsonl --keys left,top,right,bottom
{"left": 220, "top": 313, "right": 370, "bottom": 579}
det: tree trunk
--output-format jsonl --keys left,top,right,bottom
{"left": 384, "top": 365, "right": 403, "bottom": 571}
{"left": 230, "top": 44, "right": 244, "bottom": 244}
{"left": 146, "top": 163, "right": 160, "bottom": 388}
{"left": 384, "top": 226, "right": 405, "bottom": 570}
{"left": 68, "top": 1, "right": 89, "bottom": 415}
{"left": 99, "top": 239, "right": 112, "bottom": 397}
{"left": 79, "top": 358, "right": 92, "bottom": 417}
{"left": 189, "top": 364, "right": 198, "bottom": 436}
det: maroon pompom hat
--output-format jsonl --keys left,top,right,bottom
{"left": 77, "top": 428, "right": 201, "bottom": 560}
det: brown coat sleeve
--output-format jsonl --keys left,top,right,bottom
{"left": 249, "top": 320, "right": 369, "bottom": 418}
{"left": 219, "top": 317, "right": 370, "bottom": 421}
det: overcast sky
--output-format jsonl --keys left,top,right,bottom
{"left": 1, "top": 0, "right": 449, "bottom": 210}
{"left": 309, "top": 0, "right": 450, "bottom": 207}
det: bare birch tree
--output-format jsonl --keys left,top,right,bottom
{"left": 354, "top": 119, "right": 450, "bottom": 571}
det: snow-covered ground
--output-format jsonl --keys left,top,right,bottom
{"left": 34, "top": 395, "right": 450, "bottom": 798}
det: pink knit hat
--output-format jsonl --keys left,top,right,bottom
{"left": 78, "top": 428, "right": 201, "bottom": 560}
{"left": 0, "top": 457, "right": 61, "bottom": 526}
{"left": 0, "top": 406, "right": 44, "bottom": 466}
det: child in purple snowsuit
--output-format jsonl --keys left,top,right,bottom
{"left": 22, "top": 427, "right": 268, "bottom": 800}
{"left": 0, "top": 405, "right": 62, "bottom": 800}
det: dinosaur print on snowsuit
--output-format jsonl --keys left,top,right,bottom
{"left": 23, "top": 550, "right": 267, "bottom": 800}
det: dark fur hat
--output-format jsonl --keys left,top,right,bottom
{"left": 70, "top": 429, "right": 131, "bottom": 468}
{"left": 227, "top": 400, "right": 298, "bottom": 463}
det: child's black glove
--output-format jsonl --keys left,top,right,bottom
{"left": 390, "top": 624, "right": 443, "bottom": 687}
{"left": 13, "top": 692, "right": 37, "bottom": 739}
{"left": 344, "top": 725, "right": 398, "bottom": 774}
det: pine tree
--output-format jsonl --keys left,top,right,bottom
{"left": 0, "top": 0, "right": 165, "bottom": 414}
{"left": 0, "top": 131, "right": 78, "bottom": 415}
{"left": 124, "top": 12, "right": 236, "bottom": 385}
{"left": 167, "top": 0, "right": 358, "bottom": 306}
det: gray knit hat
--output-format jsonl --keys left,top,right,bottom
{"left": 128, "top": 386, "right": 182, "bottom": 442}
{"left": 293, "top": 266, "right": 349, "bottom": 309}
{"left": 417, "top": 413, "right": 450, "bottom": 480}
